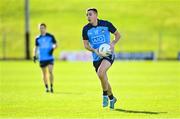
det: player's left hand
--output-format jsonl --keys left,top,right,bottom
{"left": 33, "top": 56, "right": 37, "bottom": 63}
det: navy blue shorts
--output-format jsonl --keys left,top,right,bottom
{"left": 39, "top": 59, "right": 54, "bottom": 68}
{"left": 93, "top": 54, "right": 115, "bottom": 72}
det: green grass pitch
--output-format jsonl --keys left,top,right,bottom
{"left": 0, "top": 61, "right": 180, "bottom": 118}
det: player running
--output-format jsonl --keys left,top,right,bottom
{"left": 82, "top": 8, "right": 121, "bottom": 109}
{"left": 33, "top": 23, "right": 57, "bottom": 93}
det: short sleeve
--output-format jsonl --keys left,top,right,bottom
{"left": 51, "top": 35, "right": 57, "bottom": 44}
{"left": 107, "top": 21, "right": 117, "bottom": 33}
{"left": 82, "top": 27, "right": 88, "bottom": 40}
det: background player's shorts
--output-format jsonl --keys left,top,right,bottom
{"left": 39, "top": 59, "right": 54, "bottom": 68}
{"left": 93, "top": 54, "right": 115, "bottom": 72}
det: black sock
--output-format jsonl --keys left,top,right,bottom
{"left": 108, "top": 95, "right": 114, "bottom": 100}
{"left": 50, "top": 84, "right": 53, "bottom": 89}
{"left": 103, "top": 91, "right": 108, "bottom": 96}
{"left": 45, "top": 84, "right": 48, "bottom": 89}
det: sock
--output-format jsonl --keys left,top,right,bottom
{"left": 108, "top": 95, "right": 114, "bottom": 100}
{"left": 50, "top": 84, "right": 53, "bottom": 89}
{"left": 45, "top": 84, "right": 48, "bottom": 89}
{"left": 103, "top": 91, "right": 108, "bottom": 96}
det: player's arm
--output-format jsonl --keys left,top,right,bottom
{"left": 52, "top": 36, "right": 58, "bottom": 49}
{"left": 110, "top": 30, "right": 121, "bottom": 51}
{"left": 53, "top": 43, "right": 58, "bottom": 49}
{"left": 107, "top": 21, "right": 121, "bottom": 51}
{"left": 50, "top": 42, "right": 57, "bottom": 53}
{"left": 33, "top": 46, "right": 38, "bottom": 63}
{"left": 82, "top": 27, "right": 101, "bottom": 56}
{"left": 83, "top": 40, "right": 94, "bottom": 52}
{"left": 83, "top": 40, "right": 101, "bottom": 56}
{"left": 49, "top": 35, "right": 57, "bottom": 55}
{"left": 33, "top": 38, "right": 39, "bottom": 63}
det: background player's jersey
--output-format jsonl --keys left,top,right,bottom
{"left": 82, "top": 19, "right": 117, "bottom": 61}
{"left": 35, "top": 33, "right": 56, "bottom": 61}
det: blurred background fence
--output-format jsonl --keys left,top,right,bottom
{"left": 0, "top": 0, "right": 180, "bottom": 60}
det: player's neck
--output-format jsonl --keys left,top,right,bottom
{"left": 92, "top": 19, "right": 98, "bottom": 26}
{"left": 41, "top": 32, "right": 46, "bottom": 36}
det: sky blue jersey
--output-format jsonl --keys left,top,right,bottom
{"left": 35, "top": 33, "right": 56, "bottom": 61}
{"left": 82, "top": 19, "right": 117, "bottom": 61}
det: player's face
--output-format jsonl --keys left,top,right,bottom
{"left": 86, "top": 11, "right": 97, "bottom": 24}
{"left": 39, "top": 25, "right": 46, "bottom": 35}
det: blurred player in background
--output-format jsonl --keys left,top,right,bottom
{"left": 82, "top": 8, "right": 121, "bottom": 109}
{"left": 33, "top": 23, "right": 57, "bottom": 93}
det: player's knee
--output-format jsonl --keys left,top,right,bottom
{"left": 49, "top": 70, "right": 53, "bottom": 75}
{"left": 97, "top": 69, "right": 105, "bottom": 79}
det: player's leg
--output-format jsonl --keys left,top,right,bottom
{"left": 97, "top": 60, "right": 111, "bottom": 91}
{"left": 41, "top": 67, "right": 49, "bottom": 92}
{"left": 106, "top": 74, "right": 117, "bottom": 109}
{"left": 104, "top": 74, "right": 114, "bottom": 99}
{"left": 48, "top": 64, "right": 54, "bottom": 93}
{"left": 105, "top": 74, "right": 112, "bottom": 96}
{"left": 97, "top": 59, "right": 111, "bottom": 107}
{"left": 97, "top": 59, "right": 116, "bottom": 109}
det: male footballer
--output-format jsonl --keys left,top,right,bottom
{"left": 82, "top": 8, "right": 120, "bottom": 109}
{"left": 33, "top": 23, "right": 57, "bottom": 93}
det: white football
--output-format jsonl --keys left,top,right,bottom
{"left": 98, "top": 43, "right": 112, "bottom": 57}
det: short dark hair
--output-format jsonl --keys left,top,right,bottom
{"left": 87, "top": 8, "right": 98, "bottom": 14}
{"left": 39, "top": 23, "right": 46, "bottom": 28}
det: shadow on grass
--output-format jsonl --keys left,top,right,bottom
{"left": 115, "top": 108, "right": 167, "bottom": 115}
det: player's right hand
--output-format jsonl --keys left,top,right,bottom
{"left": 93, "top": 49, "right": 103, "bottom": 58}
{"left": 33, "top": 56, "right": 37, "bottom": 63}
